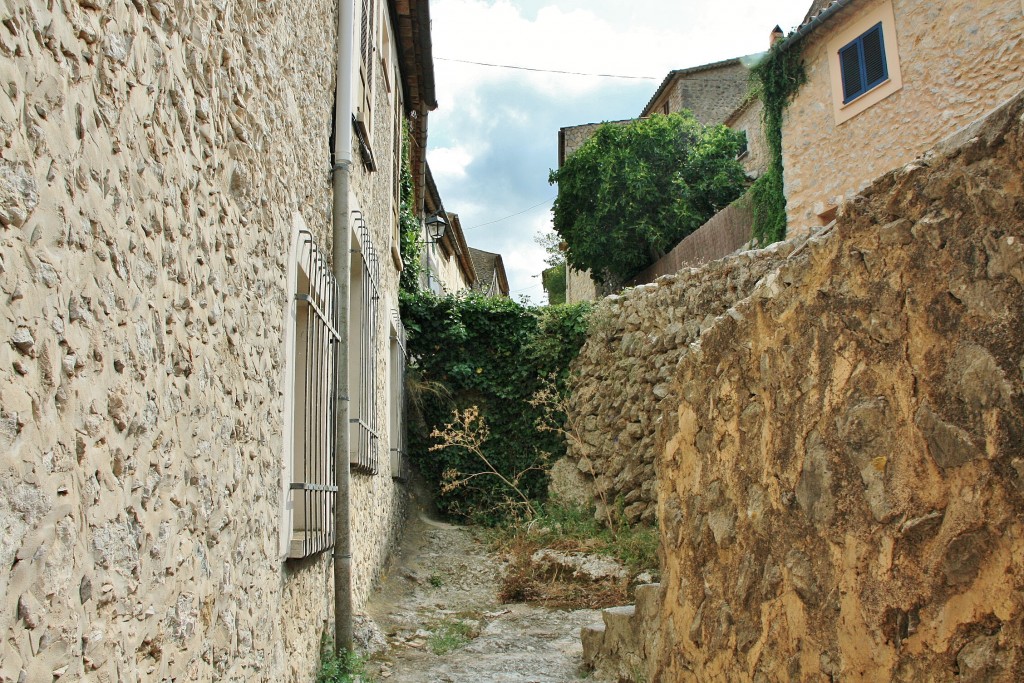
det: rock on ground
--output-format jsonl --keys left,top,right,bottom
{"left": 362, "top": 505, "right": 600, "bottom": 682}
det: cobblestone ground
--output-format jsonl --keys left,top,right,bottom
{"left": 362, "top": 500, "right": 599, "bottom": 682}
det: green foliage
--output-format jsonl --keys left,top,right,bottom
{"left": 548, "top": 112, "right": 748, "bottom": 284}
{"left": 510, "top": 502, "right": 659, "bottom": 574}
{"left": 316, "top": 637, "right": 375, "bottom": 683}
{"left": 749, "top": 39, "right": 806, "bottom": 246}
{"left": 428, "top": 618, "right": 475, "bottom": 655}
{"left": 401, "top": 292, "right": 592, "bottom": 523}
{"left": 398, "top": 119, "right": 423, "bottom": 295}
{"left": 541, "top": 263, "right": 567, "bottom": 305}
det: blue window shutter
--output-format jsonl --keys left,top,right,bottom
{"left": 839, "top": 22, "right": 888, "bottom": 104}
{"left": 861, "top": 24, "right": 888, "bottom": 89}
{"left": 840, "top": 42, "right": 865, "bottom": 102}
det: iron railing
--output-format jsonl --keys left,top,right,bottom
{"left": 351, "top": 213, "right": 382, "bottom": 475}
{"left": 288, "top": 230, "right": 340, "bottom": 559}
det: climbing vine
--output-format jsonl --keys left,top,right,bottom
{"left": 398, "top": 118, "right": 423, "bottom": 295}
{"left": 749, "top": 38, "right": 806, "bottom": 246}
{"left": 400, "top": 292, "right": 592, "bottom": 523}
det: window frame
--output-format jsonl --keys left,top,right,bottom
{"left": 280, "top": 221, "right": 340, "bottom": 561}
{"left": 838, "top": 22, "right": 888, "bottom": 104}
{"left": 826, "top": 0, "right": 902, "bottom": 125}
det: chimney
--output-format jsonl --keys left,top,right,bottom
{"left": 770, "top": 25, "right": 784, "bottom": 47}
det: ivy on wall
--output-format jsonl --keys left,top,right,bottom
{"left": 749, "top": 39, "right": 806, "bottom": 246}
{"left": 400, "top": 292, "right": 592, "bottom": 523}
{"left": 398, "top": 119, "right": 423, "bottom": 295}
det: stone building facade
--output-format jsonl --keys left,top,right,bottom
{"left": 640, "top": 57, "right": 752, "bottom": 125}
{"left": 0, "top": 0, "right": 434, "bottom": 680}
{"left": 781, "top": 0, "right": 1024, "bottom": 231}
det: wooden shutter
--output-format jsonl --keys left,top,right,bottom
{"left": 839, "top": 41, "right": 864, "bottom": 102}
{"left": 862, "top": 24, "right": 888, "bottom": 89}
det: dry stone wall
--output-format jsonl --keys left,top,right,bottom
{"left": 561, "top": 238, "right": 804, "bottom": 524}
{"left": 652, "top": 91, "right": 1024, "bottom": 680}
{"left": 0, "top": 0, "right": 407, "bottom": 681}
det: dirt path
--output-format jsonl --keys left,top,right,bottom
{"left": 362, "top": 499, "right": 600, "bottom": 682}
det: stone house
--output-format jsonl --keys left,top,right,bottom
{"left": 780, "top": 0, "right": 1024, "bottom": 231}
{"left": 468, "top": 248, "right": 511, "bottom": 298}
{"left": 640, "top": 57, "right": 752, "bottom": 126}
{"left": 1, "top": 0, "right": 436, "bottom": 680}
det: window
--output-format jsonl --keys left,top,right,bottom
{"left": 350, "top": 214, "right": 382, "bottom": 475}
{"left": 281, "top": 227, "right": 340, "bottom": 560}
{"left": 827, "top": 0, "right": 902, "bottom": 124}
{"left": 839, "top": 23, "right": 888, "bottom": 103}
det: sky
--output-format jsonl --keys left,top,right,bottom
{"left": 426, "top": 0, "right": 815, "bottom": 303}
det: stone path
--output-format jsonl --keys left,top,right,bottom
{"left": 361, "top": 503, "right": 600, "bottom": 682}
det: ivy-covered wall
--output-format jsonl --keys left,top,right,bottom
{"left": 400, "top": 293, "right": 590, "bottom": 522}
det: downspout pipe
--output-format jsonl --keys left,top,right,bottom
{"left": 332, "top": 0, "right": 355, "bottom": 656}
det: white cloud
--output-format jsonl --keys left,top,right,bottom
{"left": 428, "top": 145, "right": 476, "bottom": 182}
{"left": 427, "top": 0, "right": 816, "bottom": 299}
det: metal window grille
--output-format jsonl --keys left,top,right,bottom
{"left": 288, "top": 230, "right": 340, "bottom": 559}
{"left": 351, "top": 214, "right": 382, "bottom": 475}
{"left": 389, "top": 311, "right": 408, "bottom": 481}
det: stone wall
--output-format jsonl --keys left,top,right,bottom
{"left": 652, "top": 61, "right": 750, "bottom": 127}
{"left": 652, "top": 90, "right": 1024, "bottom": 680}
{"left": 782, "top": 0, "right": 1024, "bottom": 230}
{"left": 0, "top": 0, "right": 409, "bottom": 681}
{"left": 726, "top": 97, "right": 767, "bottom": 178}
{"left": 561, "top": 238, "right": 803, "bottom": 524}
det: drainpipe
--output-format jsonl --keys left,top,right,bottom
{"left": 332, "top": 0, "right": 355, "bottom": 656}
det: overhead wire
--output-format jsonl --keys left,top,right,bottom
{"left": 435, "top": 57, "right": 660, "bottom": 81}
{"left": 463, "top": 197, "right": 556, "bottom": 230}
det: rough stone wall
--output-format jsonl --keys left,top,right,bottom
{"left": 653, "top": 91, "right": 1024, "bottom": 681}
{"left": 0, "top": 1, "right": 407, "bottom": 681}
{"left": 565, "top": 265, "right": 598, "bottom": 304}
{"left": 661, "top": 62, "right": 750, "bottom": 127}
{"left": 726, "top": 97, "right": 767, "bottom": 178}
{"left": 783, "top": 0, "right": 1024, "bottom": 230}
{"left": 562, "top": 240, "right": 802, "bottom": 524}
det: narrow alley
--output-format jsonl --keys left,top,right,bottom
{"left": 362, "top": 492, "right": 602, "bottom": 682}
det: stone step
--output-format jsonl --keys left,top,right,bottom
{"left": 634, "top": 582, "right": 663, "bottom": 622}
{"left": 580, "top": 622, "right": 606, "bottom": 668}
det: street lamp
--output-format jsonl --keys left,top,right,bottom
{"left": 425, "top": 212, "right": 448, "bottom": 243}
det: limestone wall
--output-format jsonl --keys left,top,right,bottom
{"left": 652, "top": 91, "right": 1024, "bottom": 680}
{"left": 562, "top": 239, "right": 802, "bottom": 524}
{"left": 0, "top": 0, "right": 408, "bottom": 680}
{"left": 783, "top": 0, "right": 1024, "bottom": 230}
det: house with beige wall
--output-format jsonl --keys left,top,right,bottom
{"left": 780, "top": 0, "right": 1024, "bottom": 231}
{"left": 0, "top": 0, "right": 436, "bottom": 680}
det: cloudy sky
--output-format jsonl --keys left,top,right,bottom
{"left": 426, "top": 0, "right": 815, "bottom": 303}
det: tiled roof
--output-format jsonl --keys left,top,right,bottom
{"left": 802, "top": 0, "right": 837, "bottom": 26}
{"left": 468, "top": 248, "right": 510, "bottom": 297}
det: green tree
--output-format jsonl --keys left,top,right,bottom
{"left": 548, "top": 112, "right": 747, "bottom": 284}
